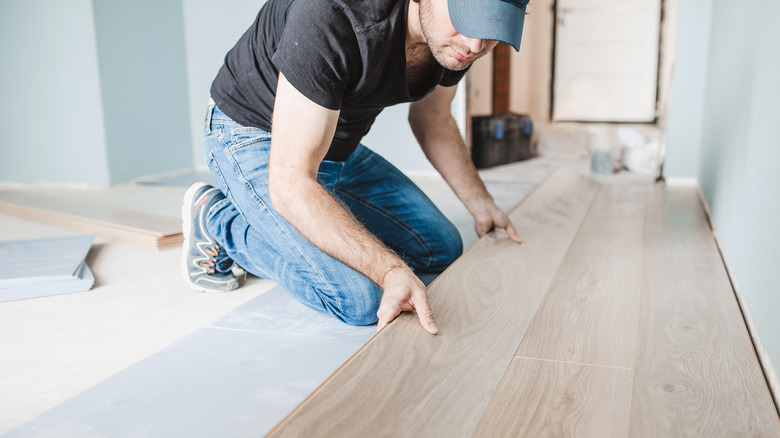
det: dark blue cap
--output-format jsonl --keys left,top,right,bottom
{"left": 448, "top": 0, "right": 530, "bottom": 51}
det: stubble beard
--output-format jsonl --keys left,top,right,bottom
{"left": 418, "top": 0, "right": 471, "bottom": 71}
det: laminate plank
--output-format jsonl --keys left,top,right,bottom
{"left": 267, "top": 168, "right": 600, "bottom": 437}
{"left": 473, "top": 357, "right": 632, "bottom": 437}
{"left": 515, "top": 184, "right": 648, "bottom": 368}
{"left": 0, "top": 190, "right": 182, "bottom": 250}
{"left": 629, "top": 183, "right": 780, "bottom": 437}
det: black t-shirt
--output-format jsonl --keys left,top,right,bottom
{"left": 210, "top": 0, "right": 467, "bottom": 161}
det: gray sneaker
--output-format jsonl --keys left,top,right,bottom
{"left": 181, "top": 182, "right": 239, "bottom": 292}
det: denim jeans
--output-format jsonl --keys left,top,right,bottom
{"left": 202, "top": 105, "right": 463, "bottom": 325}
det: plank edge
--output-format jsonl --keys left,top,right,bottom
{"left": 694, "top": 186, "right": 780, "bottom": 419}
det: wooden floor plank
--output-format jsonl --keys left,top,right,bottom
{"left": 629, "top": 183, "right": 780, "bottom": 437}
{"left": 0, "top": 189, "right": 182, "bottom": 250}
{"left": 267, "top": 168, "right": 600, "bottom": 437}
{"left": 515, "top": 184, "right": 647, "bottom": 368}
{"left": 473, "top": 357, "right": 632, "bottom": 438}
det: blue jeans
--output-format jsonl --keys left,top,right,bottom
{"left": 202, "top": 105, "right": 462, "bottom": 325}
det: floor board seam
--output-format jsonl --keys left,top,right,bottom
{"left": 469, "top": 176, "right": 603, "bottom": 438}
{"left": 624, "top": 186, "right": 650, "bottom": 438}
{"left": 514, "top": 356, "right": 633, "bottom": 371}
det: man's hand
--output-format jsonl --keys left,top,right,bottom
{"left": 409, "top": 86, "right": 521, "bottom": 245}
{"left": 474, "top": 203, "right": 523, "bottom": 243}
{"left": 376, "top": 266, "right": 438, "bottom": 335}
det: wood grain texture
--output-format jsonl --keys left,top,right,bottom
{"left": 474, "top": 357, "right": 632, "bottom": 437}
{"left": 267, "top": 168, "right": 600, "bottom": 438}
{"left": 515, "top": 184, "right": 647, "bottom": 368}
{"left": 0, "top": 190, "right": 182, "bottom": 249}
{"left": 629, "top": 183, "right": 780, "bottom": 437}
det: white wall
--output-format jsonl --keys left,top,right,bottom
{"left": 0, "top": 0, "right": 110, "bottom": 185}
{"left": 665, "top": 0, "right": 780, "bottom": 384}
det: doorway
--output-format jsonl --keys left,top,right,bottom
{"left": 552, "top": 0, "right": 662, "bottom": 122}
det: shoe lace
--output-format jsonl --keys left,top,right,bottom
{"left": 199, "top": 244, "right": 234, "bottom": 274}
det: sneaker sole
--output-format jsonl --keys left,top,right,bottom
{"left": 180, "top": 182, "right": 232, "bottom": 293}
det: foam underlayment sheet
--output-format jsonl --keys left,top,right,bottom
{"left": 0, "top": 235, "right": 95, "bottom": 302}
{"left": 4, "top": 286, "right": 375, "bottom": 437}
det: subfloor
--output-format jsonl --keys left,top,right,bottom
{"left": 1, "top": 124, "right": 663, "bottom": 436}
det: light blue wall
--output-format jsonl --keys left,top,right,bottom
{"left": 0, "top": 0, "right": 110, "bottom": 185}
{"left": 666, "top": 0, "right": 780, "bottom": 375}
{"left": 0, "top": 0, "right": 194, "bottom": 185}
{"left": 92, "top": 0, "right": 193, "bottom": 184}
{"left": 0, "top": 0, "right": 437, "bottom": 184}
{"left": 182, "top": 0, "right": 264, "bottom": 169}
{"left": 363, "top": 103, "right": 436, "bottom": 173}
{"left": 663, "top": 0, "right": 712, "bottom": 177}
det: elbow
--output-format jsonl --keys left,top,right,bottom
{"left": 408, "top": 109, "right": 428, "bottom": 135}
{"left": 268, "top": 166, "right": 316, "bottom": 220}
{"left": 268, "top": 169, "right": 292, "bottom": 217}
{"left": 408, "top": 112, "right": 429, "bottom": 145}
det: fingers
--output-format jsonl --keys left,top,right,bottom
{"left": 475, "top": 211, "right": 523, "bottom": 243}
{"left": 491, "top": 210, "right": 522, "bottom": 243}
{"left": 474, "top": 218, "right": 492, "bottom": 238}
{"left": 504, "top": 221, "right": 523, "bottom": 244}
{"left": 375, "top": 284, "right": 438, "bottom": 335}
{"left": 411, "top": 288, "right": 439, "bottom": 335}
{"left": 376, "top": 302, "right": 401, "bottom": 333}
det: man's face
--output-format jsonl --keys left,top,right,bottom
{"left": 418, "top": 0, "right": 500, "bottom": 71}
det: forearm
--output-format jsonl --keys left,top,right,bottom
{"left": 270, "top": 176, "right": 404, "bottom": 286}
{"left": 411, "top": 114, "right": 495, "bottom": 217}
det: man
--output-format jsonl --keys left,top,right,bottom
{"left": 182, "top": 0, "right": 529, "bottom": 334}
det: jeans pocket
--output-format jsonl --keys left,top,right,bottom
{"left": 228, "top": 126, "right": 272, "bottom": 151}
{"left": 207, "top": 153, "right": 229, "bottom": 194}
{"left": 203, "top": 124, "right": 222, "bottom": 140}
{"left": 226, "top": 138, "right": 272, "bottom": 211}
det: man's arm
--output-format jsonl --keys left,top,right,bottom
{"left": 409, "top": 85, "right": 522, "bottom": 242}
{"left": 269, "top": 73, "right": 438, "bottom": 334}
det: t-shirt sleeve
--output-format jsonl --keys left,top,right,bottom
{"left": 271, "top": 0, "right": 358, "bottom": 110}
{"left": 439, "top": 65, "right": 471, "bottom": 87}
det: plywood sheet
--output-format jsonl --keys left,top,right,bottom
{"left": 474, "top": 358, "right": 632, "bottom": 437}
{"left": 267, "top": 168, "right": 600, "bottom": 437}
{"left": 629, "top": 184, "right": 780, "bottom": 436}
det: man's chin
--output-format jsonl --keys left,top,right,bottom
{"left": 432, "top": 54, "right": 472, "bottom": 71}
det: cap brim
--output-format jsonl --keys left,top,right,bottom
{"left": 448, "top": 0, "right": 528, "bottom": 51}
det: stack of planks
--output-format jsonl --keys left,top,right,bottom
{"left": 0, "top": 189, "right": 182, "bottom": 250}
{"left": 268, "top": 168, "right": 780, "bottom": 437}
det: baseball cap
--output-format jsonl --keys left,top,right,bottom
{"left": 448, "top": 0, "right": 530, "bottom": 51}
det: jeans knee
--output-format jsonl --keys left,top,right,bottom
{"left": 428, "top": 224, "right": 462, "bottom": 270}
{"left": 340, "top": 308, "right": 379, "bottom": 326}
{"left": 323, "top": 282, "right": 381, "bottom": 327}
{"left": 404, "top": 223, "right": 462, "bottom": 273}
{"left": 440, "top": 229, "right": 463, "bottom": 266}
{"left": 344, "top": 293, "right": 381, "bottom": 326}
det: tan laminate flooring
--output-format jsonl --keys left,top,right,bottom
{"left": 0, "top": 187, "right": 183, "bottom": 250}
{"left": 268, "top": 168, "right": 780, "bottom": 437}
